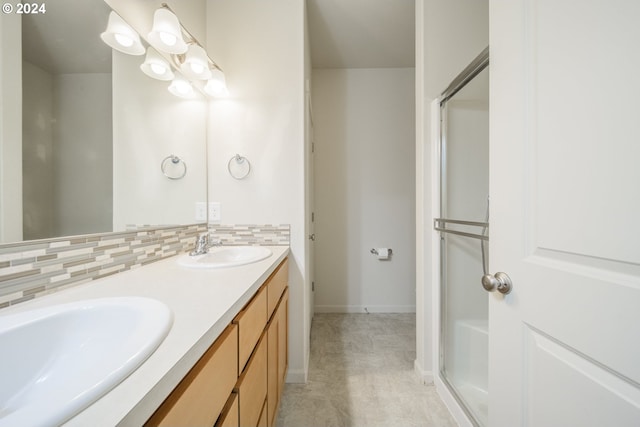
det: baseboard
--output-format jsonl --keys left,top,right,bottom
{"left": 285, "top": 368, "right": 307, "bottom": 383}
{"left": 413, "top": 359, "right": 434, "bottom": 385}
{"left": 314, "top": 305, "right": 416, "bottom": 313}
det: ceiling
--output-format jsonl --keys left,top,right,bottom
{"left": 307, "top": 0, "right": 415, "bottom": 69}
{"left": 22, "top": 0, "right": 112, "bottom": 74}
{"left": 22, "top": 1, "right": 415, "bottom": 73}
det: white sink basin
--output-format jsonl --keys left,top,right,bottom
{"left": 0, "top": 297, "right": 172, "bottom": 427}
{"left": 177, "top": 246, "right": 273, "bottom": 268}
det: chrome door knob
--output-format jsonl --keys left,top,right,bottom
{"left": 481, "top": 272, "right": 513, "bottom": 295}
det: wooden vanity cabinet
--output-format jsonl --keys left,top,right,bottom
{"left": 267, "top": 287, "right": 288, "bottom": 426}
{"left": 145, "top": 323, "right": 238, "bottom": 427}
{"left": 145, "top": 257, "right": 289, "bottom": 427}
{"left": 216, "top": 393, "right": 239, "bottom": 427}
{"left": 267, "top": 259, "right": 288, "bottom": 319}
{"left": 236, "top": 334, "right": 267, "bottom": 427}
{"left": 233, "top": 285, "right": 267, "bottom": 373}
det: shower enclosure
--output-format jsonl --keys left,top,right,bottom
{"left": 435, "top": 48, "right": 489, "bottom": 427}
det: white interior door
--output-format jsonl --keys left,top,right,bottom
{"left": 489, "top": 1, "right": 640, "bottom": 426}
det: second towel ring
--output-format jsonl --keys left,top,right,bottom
{"left": 228, "top": 154, "right": 251, "bottom": 179}
{"left": 161, "top": 155, "right": 187, "bottom": 180}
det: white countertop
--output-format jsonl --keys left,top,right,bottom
{"left": 2, "top": 246, "right": 289, "bottom": 427}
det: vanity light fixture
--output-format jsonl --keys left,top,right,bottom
{"left": 204, "top": 68, "right": 229, "bottom": 97}
{"left": 140, "top": 47, "right": 175, "bottom": 81}
{"left": 148, "top": 7, "right": 188, "bottom": 54}
{"left": 180, "top": 44, "right": 212, "bottom": 80}
{"left": 168, "top": 74, "right": 196, "bottom": 99}
{"left": 101, "top": 3, "right": 227, "bottom": 99}
{"left": 100, "top": 11, "right": 145, "bottom": 55}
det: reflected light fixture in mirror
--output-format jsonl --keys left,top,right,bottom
{"left": 168, "top": 74, "right": 196, "bottom": 99}
{"left": 204, "top": 68, "right": 229, "bottom": 97}
{"left": 100, "top": 11, "right": 144, "bottom": 55}
{"left": 181, "top": 44, "right": 212, "bottom": 80}
{"left": 140, "top": 47, "right": 174, "bottom": 81}
{"left": 148, "top": 8, "right": 188, "bottom": 54}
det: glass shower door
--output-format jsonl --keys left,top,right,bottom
{"left": 436, "top": 49, "right": 490, "bottom": 427}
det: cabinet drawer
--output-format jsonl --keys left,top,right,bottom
{"left": 216, "top": 392, "right": 239, "bottom": 427}
{"left": 233, "top": 285, "right": 267, "bottom": 372}
{"left": 237, "top": 334, "right": 267, "bottom": 427}
{"left": 267, "top": 259, "right": 288, "bottom": 320}
{"left": 146, "top": 323, "right": 238, "bottom": 427}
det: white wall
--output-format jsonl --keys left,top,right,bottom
{"left": 0, "top": 13, "right": 22, "bottom": 243}
{"left": 109, "top": 0, "right": 208, "bottom": 230}
{"left": 312, "top": 68, "right": 416, "bottom": 313}
{"left": 206, "top": 0, "right": 308, "bottom": 382}
{"left": 53, "top": 73, "right": 112, "bottom": 236}
{"left": 112, "top": 52, "right": 207, "bottom": 230}
{"left": 23, "top": 68, "right": 111, "bottom": 239}
{"left": 415, "top": 0, "right": 488, "bottom": 386}
{"left": 22, "top": 61, "right": 54, "bottom": 240}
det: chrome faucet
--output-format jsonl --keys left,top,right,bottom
{"left": 190, "top": 233, "right": 210, "bottom": 256}
{"left": 189, "top": 233, "right": 222, "bottom": 256}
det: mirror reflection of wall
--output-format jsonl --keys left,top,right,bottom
{"left": 0, "top": 0, "right": 209, "bottom": 245}
{"left": 22, "top": 1, "right": 113, "bottom": 240}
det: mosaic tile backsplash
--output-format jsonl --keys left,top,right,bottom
{"left": 210, "top": 224, "right": 290, "bottom": 246}
{"left": 0, "top": 223, "right": 290, "bottom": 309}
{"left": 0, "top": 224, "right": 206, "bottom": 308}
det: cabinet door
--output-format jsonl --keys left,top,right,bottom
{"left": 277, "top": 288, "right": 289, "bottom": 396}
{"left": 237, "top": 334, "right": 267, "bottom": 427}
{"left": 267, "top": 310, "right": 279, "bottom": 427}
{"left": 146, "top": 323, "right": 238, "bottom": 427}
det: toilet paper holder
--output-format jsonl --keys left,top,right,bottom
{"left": 370, "top": 248, "right": 392, "bottom": 256}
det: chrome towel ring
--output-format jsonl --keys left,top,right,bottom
{"left": 227, "top": 154, "right": 251, "bottom": 180}
{"left": 161, "top": 155, "right": 187, "bottom": 180}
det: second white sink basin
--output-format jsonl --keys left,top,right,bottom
{"left": 0, "top": 297, "right": 172, "bottom": 427}
{"left": 177, "top": 246, "right": 273, "bottom": 269}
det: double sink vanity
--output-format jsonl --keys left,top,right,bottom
{"left": 0, "top": 244, "right": 290, "bottom": 427}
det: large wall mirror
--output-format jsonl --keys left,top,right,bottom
{"left": 0, "top": 0, "right": 208, "bottom": 244}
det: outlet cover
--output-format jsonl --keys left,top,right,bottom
{"left": 195, "top": 202, "right": 206, "bottom": 221}
{"left": 209, "top": 202, "right": 221, "bottom": 222}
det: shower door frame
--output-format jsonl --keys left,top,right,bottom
{"left": 436, "top": 46, "right": 489, "bottom": 427}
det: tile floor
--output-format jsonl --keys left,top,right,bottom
{"left": 276, "top": 313, "right": 456, "bottom": 427}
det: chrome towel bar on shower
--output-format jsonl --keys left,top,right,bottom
{"left": 434, "top": 218, "right": 489, "bottom": 241}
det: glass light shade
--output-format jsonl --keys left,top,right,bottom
{"left": 100, "top": 11, "right": 144, "bottom": 55}
{"left": 140, "top": 48, "right": 174, "bottom": 81}
{"left": 147, "top": 8, "right": 188, "bottom": 54}
{"left": 180, "top": 44, "right": 212, "bottom": 80}
{"left": 168, "top": 75, "right": 196, "bottom": 99}
{"left": 204, "top": 69, "right": 229, "bottom": 97}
